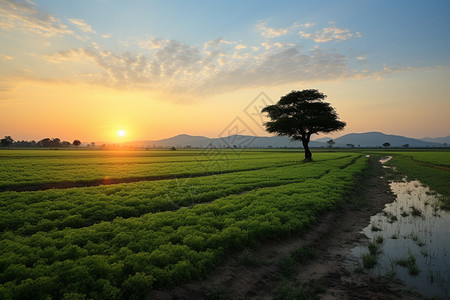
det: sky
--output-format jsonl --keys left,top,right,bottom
{"left": 1, "top": 0, "right": 449, "bottom": 143}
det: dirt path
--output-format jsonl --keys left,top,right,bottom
{"left": 150, "top": 158, "right": 424, "bottom": 299}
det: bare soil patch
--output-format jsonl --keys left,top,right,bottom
{"left": 150, "top": 158, "right": 424, "bottom": 299}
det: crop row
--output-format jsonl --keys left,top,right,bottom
{"left": 0, "top": 154, "right": 358, "bottom": 235}
{"left": 0, "top": 150, "right": 289, "bottom": 168}
{"left": 0, "top": 149, "right": 346, "bottom": 190}
{"left": 0, "top": 155, "right": 367, "bottom": 299}
{"left": 389, "top": 151, "right": 450, "bottom": 167}
{"left": 0, "top": 151, "right": 352, "bottom": 190}
{"left": 0, "top": 155, "right": 300, "bottom": 189}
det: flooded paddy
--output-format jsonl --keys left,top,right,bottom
{"left": 351, "top": 157, "right": 450, "bottom": 298}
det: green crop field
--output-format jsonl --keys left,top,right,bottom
{"left": 383, "top": 151, "right": 450, "bottom": 207}
{"left": 0, "top": 150, "right": 308, "bottom": 189}
{"left": 0, "top": 149, "right": 369, "bottom": 299}
{"left": 1, "top": 149, "right": 449, "bottom": 299}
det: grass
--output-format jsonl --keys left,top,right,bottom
{"left": 239, "top": 248, "right": 260, "bottom": 266}
{"left": 371, "top": 224, "right": 382, "bottom": 232}
{"left": 277, "top": 256, "right": 297, "bottom": 278}
{"left": 383, "top": 152, "right": 450, "bottom": 209}
{"left": 291, "top": 245, "right": 318, "bottom": 264}
{"left": 400, "top": 211, "right": 410, "bottom": 217}
{"left": 368, "top": 242, "right": 380, "bottom": 255}
{"left": 361, "top": 239, "right": 383, "bottom": 269}
{"left": 4, "top": 149, "right": 446, "bottom": 298}
{"left": 275, "top": 279, "right": 325, "bottom": 300}
{"left": 0, "top": 150, "right": 370, "bottom": 299}
{"left": 362, "top": 253, "right": 378, "bottom": 269}
{"left": 206, "top": 283, "right": 232, "bottom": 300}
{"left": 389, "top": 215, "right": 398, "bottom": 223}
{"left": 395, "top": 255, "right": 420, "bottom": 276}
{"left": 410, "top": 206, "right": 422, "bottom": 217}
{"left": 383, "top": 211, "right": 398, "bottom": 223}
{"left": 375, "top": 235, "right": 384, "bottom": 244}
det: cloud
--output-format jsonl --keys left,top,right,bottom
{"left": 256, "top": 22, "right": 288, "bottom": 38}
{"left": 69, "top": 18, "right": 96, "bottom": 33}
{"left": 300, "top": 22, "right": 314, "bottom": 29}
{"left": 12, "top": 11, "right": 372, "bottom": 99}
{"left": 0, "top": 0, "right": 73, "bottom": 36}
{"left": 45, "top": 48, "right": 86, "bottom": 63}
{"left": 0, "top": 82, "right": 15, "bottom": 92}
{"left": 139, "top": 38, "right": 169, "bottom": 49}
{"left": 0, "top": 54, "right": 14, "bottom": 60}
{"left": 356, "top": 56, "right": 368, "bottom": 63}
{"left": 203, "top": 37, "right": 235, "bottom": 50}
{"left": 201, "top": 47, "right": 350, "bottom": 94}
{"left": 299, "top": 26, "right": 361, "bottom": 42}
{"left": 46, "top": 37, "right": 361, "bottom": 96}
{"left": 256, "top": 21, "right": 313, "bottom": 38}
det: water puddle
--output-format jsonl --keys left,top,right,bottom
{"left": 378, "top": 155, "right": 392, "bottom": 164}
{"left": 350, "top": 157, "right": 450, "bottom": 298}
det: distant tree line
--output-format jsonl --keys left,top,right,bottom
{"left": 0, "top": 136, "right": 84, "bottom": 148}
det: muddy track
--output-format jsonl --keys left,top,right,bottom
{"left": 149, "top": 158, "right": 424, "bottom": 299}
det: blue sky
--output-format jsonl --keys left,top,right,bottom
{"left": 0, "top": 0, "right": 449, "bottom": 141}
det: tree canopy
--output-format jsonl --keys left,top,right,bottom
{"left": 73, "top": 140, "right": 81, "bottom": 148}
{"left": 0, "top": 136, "right": 14, "bottom": 148}
{"left": 261, "top": 89, "right": 346, "bottom": 161}
{"left": 327, "top": 139, "right": 335, "bottom": 149}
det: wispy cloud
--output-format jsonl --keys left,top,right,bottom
{"left": 203, "top": 37, "right": 236, "bottom": 50}
{"left": 0, "top": 0, "right": 73, "bottom": 36}
{"left": 256, "top": 21, "right": 313, "bottom": 38}
{"left": 0, "top": 82, "right": 15, "bottom": 92}
{"left": 46, "top": 36, "right": 369, "bottom": 96}
{"left": 299, "top": 26, "right": 361, "bottom": 42}
{"left": 69, "top": 18, "right": 96, "bottom": 33}
{"left": 256, "top": 22, "right": 289, "bottom": 38}
{"left": 1, "top": 1, "right": 375, "bottom": 99}
{"left": 356, "top": 56, "right": 368, "bottom": 63}
{"left": 0, "top": 54, "right": 14, "bottom": 60}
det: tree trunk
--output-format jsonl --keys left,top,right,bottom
{"left": 302, "top": 140, "right": 312, "bottom": 162}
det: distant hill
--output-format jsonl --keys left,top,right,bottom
{"left": 119, "top": 132, "right": 446, "bottom": 148}
{"left": 125, "top": 134, "right": 211, "bottom": 147}
{"left": 419, "top": 135, "right": 450, "bottom": 144}
{"left": 121, "top": 134, "right": 324, "bottom": 148}
{"left": 332, "top": 132, "right": 443, "bottom": 148}
{"left": 312, "top": 137, "right": 333, "bottom": 143}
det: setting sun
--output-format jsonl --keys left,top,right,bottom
{"left": 117, "top": 130, "right": 126, "bottom": 137}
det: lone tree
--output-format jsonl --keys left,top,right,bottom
{"left": 262, "top": 89, "right": 346, "bottom": 162}
{"left": 382, "top": 142, "right": 391, "bottom": 148}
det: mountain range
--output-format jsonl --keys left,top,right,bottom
{"left": 120, "top": 132, "right": 447, "bottom": 148}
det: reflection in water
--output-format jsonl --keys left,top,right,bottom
{"left": 351, "top": 158, "right": 450, "bottom": 298}
{"left": 378, "top": 155, "right": 392, "bottom": 164}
